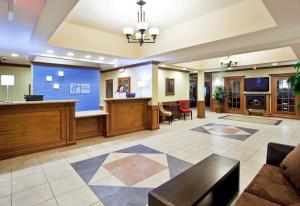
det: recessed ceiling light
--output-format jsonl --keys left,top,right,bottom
{"left": 272, "top": 63, "right": 278, "bottom": 66}
{"left": 227, "top": 67, "right": 232, "bottom": 70}
{"left": 67, "top": 52, "right": 74, "bottom": 56}
{"left": 113, "top": 59, "right": 118, "bottom": 62}
{"left": 114, "top": 65, "right": 119, "bottom": 68}
{"left": 46, "top": 50, "right": 54, "bottom": 54}
{"left": 182, "top": 68, "right": 187, "bottom": 70}
{"left": 161, "top": 64, "right": 166, "bottom": 67}
{"left": 85, "top": 55, "right": 91, "bottom": 59}
{"left": 99, "top": 57, "right": 105, "bottom": 60}
{"left": 11, "top": 53, "right": 19, "bottom": 57}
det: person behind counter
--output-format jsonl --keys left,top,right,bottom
{"left": 114, "top": 85, "right": 127, "bottom": 98}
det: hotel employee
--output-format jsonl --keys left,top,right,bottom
{"left": 114, "top": 85, "right": 127, "bottom": 98}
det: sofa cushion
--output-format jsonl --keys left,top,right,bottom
{"left": 235, "top": 192, "right": 280, "bottom": 206}
{"left": 245, "top": 164, "right": 300, "bottom": 206}
{"left": 280, "top": 144, "right": 300, "bottom": 192}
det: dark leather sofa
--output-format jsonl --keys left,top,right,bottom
{"left": 235, "top": 143, "right": 300, "bottom": 206}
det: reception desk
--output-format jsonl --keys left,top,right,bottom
{"left": 75, "top": 110, "right": 109, "bottom": 140}
{"left": 0, "top": 100, "right": 77, "bottom": 160}
{"left": 104, "top": 98, "right": 159, "bottom": 137}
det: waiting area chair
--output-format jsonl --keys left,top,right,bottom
{"left": 179, "top": 100, "right": 192, "bottom": 120}
{"left": 158, "top": 102, "right": 173, "bottom": 125}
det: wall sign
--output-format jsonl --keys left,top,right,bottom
{"left": 70, "top": 83, "right": 90, "bottom": 94}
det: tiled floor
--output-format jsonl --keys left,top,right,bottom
{"left": 0, "top": 110, "right": 299, "bottom": 206}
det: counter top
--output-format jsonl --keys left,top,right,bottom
{"left": 0, "top": 100, "right": 79, "bottom": 106}
{"left": 104, "top": 97, "right": 151, "bottom": 101}
{"left": 76, "top": 110, "right": 109, "bottom": 118}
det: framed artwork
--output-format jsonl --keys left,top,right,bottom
{"left": 118, "top": 77, "right": 131, "bottom": 92}
{"left": 165, "top": 78, "right": 175, "bottom": 96}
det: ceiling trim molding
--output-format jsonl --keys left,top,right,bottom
{"left": 0, "top": 62, "right": 31, "bottom": 68}
{"left": 158, "top": 66, "right": 190, "bottom": 73}
{"left": 101, "top": 60, "right": 160, "bottom": 73}
{"left": 31, "top": 61, "right": 101, "bottom": 70}
{"left": 206, "top": 64, "right": 294, "bottom": 74}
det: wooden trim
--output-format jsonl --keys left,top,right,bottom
{"left": 105, "top": 79, "right": 113, "bottom": 98}
{"left": 101, "top": 60, "right": 160, "bottom": 73}
{"left": 118, "top": 77, "right": 131, "bottom": 93}
{"left": 31, "top": 61, "right": 101, "bottom": 70}
{"left": 197, "top": 101, "right": 206, "bottom": 118}
{"left": 147, "top": 105, "right": 160, "bottom": 130}
{"left": 165, "top": 78, "right": 175, "bottom": 96}
{"left": 158, "top": 67, "right": 190, "bottom": 73}
{"left": 0, "top": 62, "right": 31, "bottom": 68}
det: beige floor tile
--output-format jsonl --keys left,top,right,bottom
{"left": 56, "top": 186, "right": 98, "bottom": 206}
{"left": 12, "top": 184, "right": 53, "bottom": 206}
{"left": 49, "top": 173, "right": 86, "bottom": 197}
{"left": 33, "top": 198, "right": 58, "bottom": 206}
{"left": 44, "top": 165, "right": 78, "bottom": 182}
{"left": 0, "top": 180, "right": 11, "bottom": 198}
{"left": 12, "top": 172, "right": 47, "bottom": 193}
{"left": 0, "top": 195, "right": 11, "bottom": 206}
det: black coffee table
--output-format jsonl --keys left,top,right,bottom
{"left": 149, "top": 154, "right": 240, "bottom": 206}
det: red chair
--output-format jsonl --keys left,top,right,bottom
{"left": 179, "top": 100, "right": 192, "bottom": 120}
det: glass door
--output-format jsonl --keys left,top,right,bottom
{"left": 225, "top": 77, "right": 244, "bottom": 113}
{"left": 276, "top": 78, "right": 295, "bottom": 114}
{"left": 228, "top": 80, "right": 241, "bottom": 110}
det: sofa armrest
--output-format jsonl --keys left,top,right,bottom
{"left": 267, "top": 142, "right": 295, "bottom": 167}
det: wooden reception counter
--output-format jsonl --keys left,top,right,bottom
{"left": 0, "top": 100, "right": 77, "bottom": 160}
{"left": 75, "top": 110, "right": 109, "bottom": 140}
{"left": 104, "top": 98, "right": 160, "bottom": 137}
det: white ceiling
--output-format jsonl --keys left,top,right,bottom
{"left": 66, "top": 0, "right": 242, "bottom": 35}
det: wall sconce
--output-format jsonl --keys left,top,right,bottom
{"left": 58, "top": 71, "right": 64, "bottom": 77}
{"left": 46, "top": 75, "right": 53, "bottom": 82}
{"left": 119, "top": 68, "right": 125, "bottom": 73}
{"left": 53, "top": 83, "right": 60, "bottom": 89}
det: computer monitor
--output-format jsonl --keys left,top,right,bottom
{"left": 24, "top": 95, "right": 44, "bottom": 101}
{"left": 126, "top": 93, "right": 136, "bottom": 98}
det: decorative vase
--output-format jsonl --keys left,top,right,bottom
{"left": 215, "top": 103, "right": 224, "bottom": 113}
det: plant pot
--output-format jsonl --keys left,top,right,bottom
{"left": 215, "top": 103, "right": 224, "bottom": 113}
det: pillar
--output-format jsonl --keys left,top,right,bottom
{"left": 197, "top": 70, "right": 206, "bottom": 118}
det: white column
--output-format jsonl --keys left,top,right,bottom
{"left": 197, "top": 70, "right": 205, "bottom": 101}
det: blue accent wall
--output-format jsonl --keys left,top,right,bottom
{"left": 33, "top": 65, "right": 100, "bottom": 111}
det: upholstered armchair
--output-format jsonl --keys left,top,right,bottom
{"left": 178, "top": 100, "right": 192, "bottom": 120}
{"left": 158, "top": 102, "right": 173, "bottom": 125}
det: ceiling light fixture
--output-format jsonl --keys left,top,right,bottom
{"left": 46, "top": 50, "right": 54, "bottom": 54}
{"left": 85, "top": 55, "right": 91, "bottom": 59}
{"left": 11, "top": 53, "right": 19, "bottom": 57}
{"left": 67, "top": 52, "right": 74, "bottom": 56}
{"left": 219, "top": 56, "right": 239, "bottom": 68}
{"left": 272, "top": 62, "right": 278, "bottom": 66}
{"left": 99, "top": 57, "right": 105, "bottom": 60}
{"left": 123, "top": 0, "right": 159, "bottom": 46}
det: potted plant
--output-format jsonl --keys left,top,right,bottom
{"left": 288, "top": 60, "right": 300, "bottom": 109}
{"left": 213, "top": 86, "right": 227, "bottom": 113}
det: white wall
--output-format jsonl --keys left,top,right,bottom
{"left": 100, "top": 64, "right": 152, "bottom": 105}
{"left": 212, "top": 67, "right": 295, "bottom": 92}
{"left": 158, "top": 69, "right": 189, "bottom": 102}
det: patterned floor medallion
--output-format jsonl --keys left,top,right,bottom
{"left": 71, "top": 144, "right": 192, "bottom": 206}
{"left": 191, "top": 123, "right": 258, "bottom": 141}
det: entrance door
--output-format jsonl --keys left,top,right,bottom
{"left": 106, "top": 79, "right": 113, "bottom": 98}
{"left": 271, "top": 74, "right": 296, "bottom": 116}
{"left": 225, "top": 77, "right": 245, "bottom": 113}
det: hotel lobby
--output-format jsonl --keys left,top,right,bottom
{"left": 1, "top": 0, "right": 300, "bottom": 206}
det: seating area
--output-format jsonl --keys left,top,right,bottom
{"left": 0, "top": 1, "right": 300, "bottom": 206}
{"left": 236, "top": 143, "right": 300, "bottom": 206}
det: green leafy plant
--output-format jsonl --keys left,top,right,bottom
{"left": 213, "top": 86, "right": 227, "bottom": 105}
{"left": 288, "top": 60, "right": 300, "bottom": 109}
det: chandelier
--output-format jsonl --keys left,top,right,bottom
{"left": 219, "top": 56, "right": 239, "bottom": 69}
{"left": 123, "top": 0, "right": 159, "bottom": 46}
